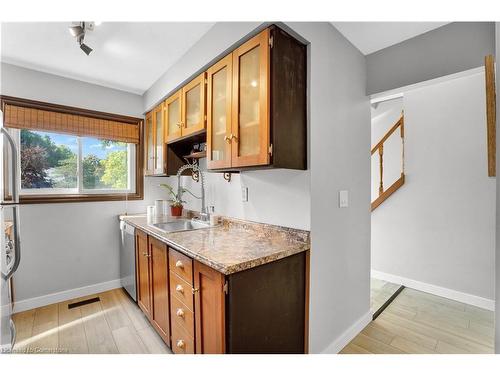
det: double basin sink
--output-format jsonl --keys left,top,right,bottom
{"left": 150, "top": 218, "right": 212, "bottom": 233}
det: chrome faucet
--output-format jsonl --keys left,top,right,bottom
{"left": 176, "top": 162, "right": 208, "bottom": 222}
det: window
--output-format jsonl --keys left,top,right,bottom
{"left": 2, "top": 96, "right": 143, "bottom": 203}
{"left": 18, "top": 130, "right": 136, "bottom": 195}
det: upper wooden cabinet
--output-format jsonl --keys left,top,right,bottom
{"left": 145, "top": 103, "right": 165, "bottom": 175}
{"left": 207, "top": 26, "right": 307, "bottom": 171}
{"left": 165, "top": 90, "right": 182, "bottom": 142}
{"left": 166, "top": 73, "right": 207, "bottom": 143}
{"left": 206, "top": 54, "right": 233, "bottom": 169}
{"left": 144, "top": 112, "right": 155, "bottom": 175}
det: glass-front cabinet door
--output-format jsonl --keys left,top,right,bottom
{"left": 207, "top": 54, "right": 233, "bottom": 169}
{"left": 145, "top": 111, "right": 155, "bottom": 175}
{"left": 231, "top": 28, "right": 270, "bottom": 168}
{"left": 182, "top": 72, "right": 206, "bottom": 137}
{"left": 153, "top": 103, "right": 164, "bottom": 174}
{"left": 165, "top": 90, "right": 182, "bottom": 142}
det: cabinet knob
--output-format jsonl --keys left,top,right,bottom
{"left": 176, "top": 308, "right": 185, "bottom": 317}
{"left": 142, "top": 252, "right": 151, "bottom": 258}
{"left": 224, "top": 135, "right": 231, "bottom": 143}
{"left": 180, "top": 121, "right": 185, "bottom": 128}
{"left": 175, "top": 260, "right": 184, "bottom": 269}
{"left": 175, "top": 284, "right": 184, "bottom": 293}
{"left": 192, "top": 287, "right": 199, "bottom": 294}
{"left": 176, "top": 122, "right": 181, "bottom": 128}
{"left": 231, "top": 134, "right": 238, "bottom": 143}
{"left": 176, "top": 339, "right": 185, "bottom": 348}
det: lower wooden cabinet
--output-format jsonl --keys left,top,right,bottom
{"left": 135, "top": 230, "right": 151, "bottom": 316}
{"left": 136, "top": 230, "right": 171, "bottom": 347}
{"left": 149, "top": 236, "right": 171, "bottom": 344}
{"left": 193, "top": 260, "right": 225, "bottom": 354}
{"left": 135, "top": 229, "right": 307, "bottom": 353}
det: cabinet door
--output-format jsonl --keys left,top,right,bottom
{"left": 165, "top": 91, "right": 182, "bottom": 142}
{"left": 144, "top": 112, "right": 155, "bottom": 175}
{"left": 194, "top": 261, "right": 225, "bottom": 354}
{"left": 181, "top": 72, "right": 206, "bottom": 137}
{"left": 136, "top": 230, "right": 151, "bottom": 317}
{"left": 149, "top": 236, "right": 170, "bottom": 345}
{"left": 153, "top": 104, "right": 164, "bottom": 174}
{"left": 207, "top": 54, "right": 233, "bottom": 170}
{"left": 231, "top": 29, "right": 270, "bottom": 168}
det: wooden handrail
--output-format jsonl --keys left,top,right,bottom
{"left": 371, "top": 115, "right": 403, "bottom": 155}
{"left": 371, "top": 114, "right": 405, "bottom": 211}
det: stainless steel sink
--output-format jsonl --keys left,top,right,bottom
{"left": 151, "top": 219, "right": 211, "bottom": 233}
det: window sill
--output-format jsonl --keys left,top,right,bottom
{"left": 17, "top": 192, "right": 143, "bottom": 204}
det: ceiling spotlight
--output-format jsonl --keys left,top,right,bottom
{"left": 68, "top": 24, "right": 84, "bottom": 38}
{"left": 80, "top": 43, "right": 93, "bottom": 56}
{"left": 68, "top": 22, "right": 94, "bottom": 56}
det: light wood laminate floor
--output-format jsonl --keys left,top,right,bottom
{"left": 371, "top": 278, "right": 401, "bottom": 313}
{"left": 12, "top": 288, "right": 172, "bottom": 354}
{"left": 341, "top": 288, "right": 494, "bottom": 354}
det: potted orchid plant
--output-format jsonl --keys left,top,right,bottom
{"left": 159, "top": 183, "right": 199, "bottom": 217}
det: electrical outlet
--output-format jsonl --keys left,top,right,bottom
{"left": 241, "top": 187, "right": 248, "bottom": 202}
{"left": 339, "top": 190, "right": 349, "bottom": 208}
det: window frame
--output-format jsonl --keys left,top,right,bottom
{"left": 1, "top": 95, "right": 144, "bottom": 204}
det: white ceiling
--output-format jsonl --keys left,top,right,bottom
{"left": 1, "top": 22, "right": 214, "bottom": 94}
{"left": 331, "top": 22, "right": 450, "bottom": 55}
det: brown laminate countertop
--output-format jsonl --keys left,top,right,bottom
{"left": 120, "top": 214, "right": 310, "bottom": 275}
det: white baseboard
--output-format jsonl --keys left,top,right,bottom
{"left": 371, "top": 270, "right": 495, "bottom": 311}
{"left": 320, "top": 310, "right": 372, "bottom": 354}
{"left": 13, "top": 279, "right": 122, "bottom": 313}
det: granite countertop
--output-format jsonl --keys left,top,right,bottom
{"left": 120, "top": 214, "right": 310, "bottom": 275}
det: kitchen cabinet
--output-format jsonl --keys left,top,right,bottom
{"left": 135, "top": 229, "right": 151, "bottom": 315}
{"left": 144, "top": 111, "right": 154, "bottom": 175}
{"left": 136, "top": 230, "right": 171, "bottom": 347}
{"left": 166, "top": 73, "right": 206, "bottom": 143}
{"left": 144, "top": 103, "right": 166, "bottom": 175}
{"left": 149, "top": 236, "right": 170, "bottom": 344}
{"left": 132, "top": 223, "right": 307, "bottom": 354}
{"left": 207, "top": 26, "right": 307, "bottom": 171}
{"left": 193, "top": 260, "right": 225, "bottom": 354}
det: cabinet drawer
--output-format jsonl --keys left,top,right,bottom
{"left": 169, "top": 248, "right": 193, "bottom": 283}
{"left": 171, "top": 295, "right": 195, "bottom": 338}
{"left": 171, "top": 322, "right": 195, "bottom": 354}
{"left": 169, "top": 271, "right": 194, "bottom": 311}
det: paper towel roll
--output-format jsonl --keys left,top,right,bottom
{"left": 155, "top": 200, "right": 165, "bottom": 217}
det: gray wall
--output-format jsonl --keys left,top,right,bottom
{"left": 366, "top": 22, "right": 495, "bottom": 95}
{"left": 143, "top": 22, "right": 371, "bottom": 353}
{"left": 495, "top": 22, "right": 499, "bottom": 355}
{"left": 0, "top": 63, "right": 170, "bottom": 303}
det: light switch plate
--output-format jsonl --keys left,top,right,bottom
{"left": 339, "top": 190, "right": 349, "bottom": 208}
{"left": 241, "top": 187, "right": 248, "bottom": 202}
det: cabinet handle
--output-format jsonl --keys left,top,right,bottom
{"left": 192, "top": 287, "right": 199, "bottom": 294}
{"left": 175, "top": 260, "right": 184, "bottom": 269}
{"left": 175, "top": 284, "right": 184, "bottom": 293}
{"left": 224, "top": 135, "right": 231, "bottom": 143}
{"left": 176, "top": 308, "right": 185, "bottom": 317}
{"left": 176, "top": 339, "right": 185, "bottom": 348}
{"left": 231, "top": 134, "right": 238, "bottom": 143}
{"left": 180, "top": 121, "right": 185, "bottom": 128}
{"left": 142, "top": 252, "right": 151, "bottom": 258}
{"left": 176, "top": 122, "right": 181, "bottom": 128}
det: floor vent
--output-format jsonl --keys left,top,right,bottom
{"left": 68, "top": 297, "right": 100, "bottom": 309}
{"left": 372, "top": 285, "right": 405, "bottom": 320}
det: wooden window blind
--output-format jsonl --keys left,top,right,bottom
{"left": 3, "top": 102, "right": 140, "bottom": 144}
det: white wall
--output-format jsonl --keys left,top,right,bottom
{"left": 371, "top": 71, "right": 496, "bottom": 303}
{"left": 1, "top": 63, "right": 169, "bottom": 304}
{"left": 143, "top": 22, "right": 371, "bottom": 353}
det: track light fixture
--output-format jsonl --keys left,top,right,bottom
{"left": 68, "top": 22, "right": 95, "bottom": 56}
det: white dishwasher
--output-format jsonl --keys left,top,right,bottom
{"left": 119, "top": 220, "right": 136, "bottom": 301}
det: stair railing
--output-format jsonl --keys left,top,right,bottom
{"left": 371, "top": 113, "right": 405, "bottom": 211}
